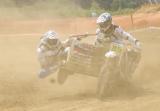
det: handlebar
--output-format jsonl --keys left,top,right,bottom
{"left": 69, "top": 33, "right": 97, "bottom": 39}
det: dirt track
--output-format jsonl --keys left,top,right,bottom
{"left": 1, "top": 13, "right": 160, "bottom": 111}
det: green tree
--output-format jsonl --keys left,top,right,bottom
{"left": 95, "top": 0, "right": 113, "bottom": 10}
{"left": 73, "top": 0, "right": 92, "bottom": 9}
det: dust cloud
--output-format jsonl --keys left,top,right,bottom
{"left": 0, "top": 12, "right": 160, "bottom": 111}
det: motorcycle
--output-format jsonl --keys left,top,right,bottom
{"left": 38, "top": 32, "right": 141, "bottom": 99}
{"left": 56, "top": 34, "right": 141, "bottom": 98}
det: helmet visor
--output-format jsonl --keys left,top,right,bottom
{"left": 48, "top": 39, "right": 58, "bottom": 45}
{"left": 98, "top": 20, "right": 111, "bottom": 28}
{"left": 98, "top": 22, "right": 111, "bottom": 32}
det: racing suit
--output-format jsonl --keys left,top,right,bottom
{"left": 37, "top": 36, "right": 65, "bottom": 78}
{"left": 95, "top": 24, "right": 141, "bottom": 76}
{"left": 37, "top": 33, "right": 79, "bottom": 79}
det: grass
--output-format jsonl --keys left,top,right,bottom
{"left": 136, "top": 4, "right": 160, "bottom": 13}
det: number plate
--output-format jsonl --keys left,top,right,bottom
{"left": 110, "top": 43, "right": 123, "bottom": 53}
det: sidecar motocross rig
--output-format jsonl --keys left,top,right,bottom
{"left": 59, "top": 42, "right": 106, "bottom": 77}
{"left": 38, "top": 32, "right": 141, "bottom": 99}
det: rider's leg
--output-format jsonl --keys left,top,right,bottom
{"left": 38, "top": 55, "right": 59, "bottom": 78}
{"left": 39, "top": 68, "right": 51, "bottom": 78}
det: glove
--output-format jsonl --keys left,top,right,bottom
{"left": 134, "top": 41, "right": 141, "bottom": 52}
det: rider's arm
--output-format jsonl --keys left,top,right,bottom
{"left": 37, "top": 39, "right": 59, "bottom": 57}
{"left": 114, "top": 27, "right": 141, "bottom": 49}
{"left": 62, "top": 39, "right": 70, "bottom": 47}
{"left": 95, "top": 28, "right": 105, "bottom": 46}
{"left": 62, "top": 37, "right": 79, "bottom": 47}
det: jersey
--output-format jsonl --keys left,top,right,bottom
{"left": 95, "top": 25, "right": 138, "bottom": 48}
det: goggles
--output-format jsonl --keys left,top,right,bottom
{"left": 47, "top": 38, "right": 58, "bottom": 45}
{"left": 98, "top": 23, "right": 111, "bottom": 32}
{"left": 98, "top": 20, "right": 111, "bottom": 28}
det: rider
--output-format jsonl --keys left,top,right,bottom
{"left": 37, "top": 30, "right": 66, "bottom": 78}
{"left": 37, "top": 30, "right": 80, "bottom": 79}
{"left": 95, "top": 12, "right": 141, "bottom": 74}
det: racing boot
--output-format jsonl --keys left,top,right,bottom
{"left": 38, "top": 68, "right": 52, "bottom": 79}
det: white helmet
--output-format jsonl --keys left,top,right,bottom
{"left": 96, "top": 12, "right": 112, "bottom": 32}
{"left": 42, "top": 30, "right": 60, "bottom": 47}
{"left": 44, "top": 30, "right": 57, "bottom": 39}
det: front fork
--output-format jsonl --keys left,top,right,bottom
{"left": 97, "top": 51, "right": 119, "bottom": 98}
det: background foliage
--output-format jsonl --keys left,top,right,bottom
{"left": 0, "top": 0, "right": 160, "bottom": 19}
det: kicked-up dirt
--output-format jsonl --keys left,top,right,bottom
{"left": 0, "top": 13, "right": 160, "bottom": 111}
